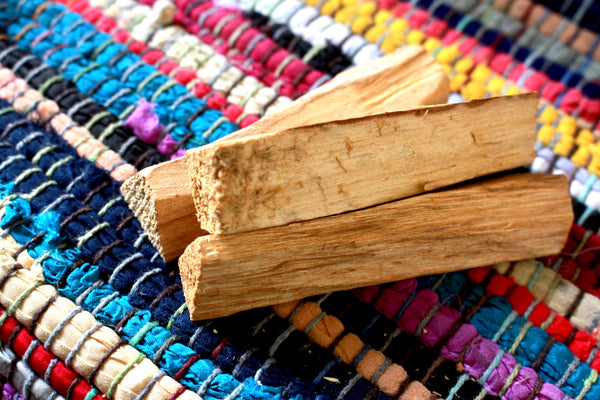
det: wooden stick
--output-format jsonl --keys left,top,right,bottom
{"left": 179, "top": 173, "right": 573, "bottom": 320}
{"left": 121, "top": 46, "right": 450, "bottom": 261}
{"left": 217, "top": 45, "right": 450, "bottom": 140}
{"left": 190, "top": 94, "right": 538, "bottom": 234}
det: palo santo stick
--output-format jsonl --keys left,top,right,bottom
{"left": 179, "top": 173, "right": 573, "bottom": 320}
{"left": 190, "top": 94, "right": 538, "bottom": 234}
{"left": 121, "top": 46, "right": 449, "bottom": 261}
{"left": 217, "top": 45, "right": 450, "bottom": 140}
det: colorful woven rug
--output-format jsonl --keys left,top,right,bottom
{"left": 0, "top": 0, "right": 598, "bottom": 399}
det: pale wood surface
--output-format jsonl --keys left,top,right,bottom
{"left": 122, "top": 46, "right": 450, "bottom": 261}
{"left": 121, "top": 157, "right": 208, "bottom": 262}
{"left": 190, "top": 94, "right": 538, "bottom": 234}
{"left": 218, "top": 45, "right": 450, "bottom": 139}
{"left": 179, "top": 173, "right": 573, "bottom": 320}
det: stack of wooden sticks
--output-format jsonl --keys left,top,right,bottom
{"left": 122, "top": 46, "right": 573, "bottom": 321}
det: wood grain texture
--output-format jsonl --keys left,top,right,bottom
{"left": 121, "top": 46, "right": 450, "bottom": 261}
{"left": 180, "top": 173, "right": 573, "bottom": 320}
{"left": 218, "top": 45, "right": 450, "bottom": 140}
{"left": 121, "top": 157, "right": 208, "bottom": 261}
{"left": 189, "top": 94, "right": 538, "bottom": 234}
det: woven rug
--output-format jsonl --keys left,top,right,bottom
{"left": 0, "top": 0, "right": 598, "bottom": 399}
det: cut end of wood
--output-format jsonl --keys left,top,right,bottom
{"left": 121, "top": 158, "right": 207, "bottom": 262}
{"left": 122, "top": 168, "right": 165, "bottom": 259}
{"left": 179, "top": 241, "right": 203, "bottom": 318}
{"left": 181, "top": 173, "right": 572, "bottom": 321}
{"left": 187, "top": 149, "right": 224, "bottom": 235}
